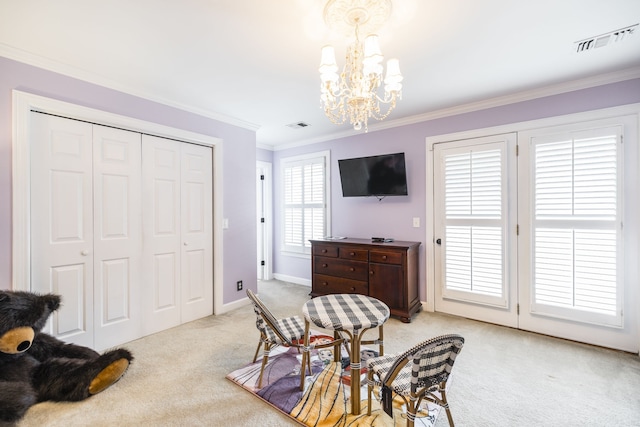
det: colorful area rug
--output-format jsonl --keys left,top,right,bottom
{"left": 226, "top": 335, "right": 442, "bottom": 426}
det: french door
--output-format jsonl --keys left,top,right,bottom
{"left": 432, "top": 115, "right": 639, "bottom": 352}
{"left": 517, "top": 122, "right": 636, "bottom": 351}
{"left": 433, "top": 133, "right": 518, "bottom": 327}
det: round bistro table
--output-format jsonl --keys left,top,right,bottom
{"left": 301, "top": 293, "right": 390, "bottom": 415}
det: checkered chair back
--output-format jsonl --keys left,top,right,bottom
{"left": 388, "top": 334, "right": 464, "bottom": 394}
{"left": 246, "top": 289, "right": 303, "bottom": 346}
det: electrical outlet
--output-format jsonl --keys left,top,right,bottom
{"left": 236, "top": 280, "right": 243, "bottom": 291}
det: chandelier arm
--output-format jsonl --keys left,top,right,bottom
{"left": 368, "top": 96, "right": 398, "bottom": 121}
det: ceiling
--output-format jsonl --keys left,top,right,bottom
{"left": 1, "top": 0, "right": 639, "bottom": 149}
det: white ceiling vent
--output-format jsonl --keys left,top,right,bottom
{"left": 286, "top": 122, "right": 311, "bottom": 129}
{"left": 575, "top": 24, "right": 637, "bottom": 52}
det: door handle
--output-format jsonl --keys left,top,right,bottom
{"left": 81, "top": 250, "right": 89, "bottom": 256}
{"left": 436, "top": 238, "right": 442, "bottom": 245}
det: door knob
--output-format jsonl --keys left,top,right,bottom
{"left": 81, "top": 250, "right": 89, "bottom": 256}
{"left": 436, "top": 238, "right": 442, "bottom": 245}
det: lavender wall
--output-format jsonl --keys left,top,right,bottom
{"left": 0, "top": 57, "right": 257, "bottom": 305}
{"left": 256, "top": 147, "right": 274, "bottom": 163}
{"left": 272, "top": 78, "right": 640, "bottom": 301}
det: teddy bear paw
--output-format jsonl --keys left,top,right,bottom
{"left": 88, "top": 349, "right": 133, "bottom": 395}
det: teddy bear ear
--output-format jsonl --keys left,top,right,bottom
{"left": 44, "top": 294, "right": 61, "bottom": 311}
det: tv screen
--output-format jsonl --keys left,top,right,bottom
{"left": 338, "top": 152, "right": 408, "bottom": 197}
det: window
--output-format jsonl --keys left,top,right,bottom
{"left": 281, "top": 151, "right": 330, "bottom": 255}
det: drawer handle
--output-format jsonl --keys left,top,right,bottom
{"left": 322, "top": 282, "right": 328, "bottom": 286}
{"left": 349, "top": 252, "right": 355, "bottom": 256}
{"left": 349, "top": 267, "right": 355, "bottom": 272}
{"left": 370, "top": 271, "right": 374, "bottom": 276}
{"left": 350, "top": 287, "right": 356, "bottom": 291}
{"left": 382, "top": 255, "right": 387, "bottom": 260}
{"left": 322, "top": 249, "right": 327, "bottom": 253}
{"left": 322, "top": 264, "right": 328, "bottom": 268}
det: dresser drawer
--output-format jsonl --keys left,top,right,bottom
{"left": 313, "top": 257, "right": 368, "bottom": 281}
{"left": 312, "top": 274, "right": 368, "bottom": 295}
{"left": 339, "top": 247, "right": 369, "bottom": 261}
{"left": 313, "top": 244, "right": 338, "bottom": 257}
{"left": 370, "top": 250, "right": 403, "bottom": 265}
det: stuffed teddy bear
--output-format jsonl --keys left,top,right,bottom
{"left": 0, "top": 290, "right": 134, "bottom": 423}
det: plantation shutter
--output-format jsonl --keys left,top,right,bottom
{"left": 441, "top": 141, "right": 508, "bottom": 307}
{"left": 531, "top": 127, "right": 622, "bottom": 326}
{"left": 282, "top": 153, "right": 328, "bottom": 254}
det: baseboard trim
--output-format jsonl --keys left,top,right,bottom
{"left": 272, "top": 274, "right": 311, "bottom": 287}
{"left": 218, "top": 295, "right": 250, "bottom": 315}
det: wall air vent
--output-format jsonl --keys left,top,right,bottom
{"left": 286, "top": 121, "right": 311, "bottom": 129}
{"left": 575, "top": 23, "right": 637, "bottom": 53}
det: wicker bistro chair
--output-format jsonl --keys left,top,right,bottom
{"left": 366, "top": 334, "right": 465, "bottom": 427}
{"left": 246, "top": 289, "right": 340, "bottom": 388}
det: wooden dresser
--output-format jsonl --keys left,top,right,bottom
{"left": 310, "top": 238, "right": 421, "bottom": 323}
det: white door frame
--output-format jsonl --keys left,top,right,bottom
{"left": 256, "top": 161, "right": 273, "bottom": 280}
{"left": 11, "top": 90, "right": 225, "bottom": 315}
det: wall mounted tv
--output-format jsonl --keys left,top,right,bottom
{"left": 338, "top": 152, "right": 408, "bottom": 198}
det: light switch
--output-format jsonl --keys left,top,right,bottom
{"left": 412, "top": 217, "right": 420, "bottom": 228}
{"left": 223, "top": 218, "right": 229, "bottom": 229}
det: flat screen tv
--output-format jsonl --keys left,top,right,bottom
{"left": 338, "top": 152, "right": 408, "bottom": 197}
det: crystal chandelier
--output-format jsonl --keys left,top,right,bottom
{"left": 319, "top": 0, "right": 402, "bottom": 132}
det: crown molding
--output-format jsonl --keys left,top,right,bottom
{"left": 0, "top": 43, "right": 261, "bottom": 132}
{"left": 270, "top": 66, "right": 640, "bottom": 151}
{"left": 383, "top": 67, "right": 640, "bottom": 129}
{"left": 4, "top": 42, "right": 638, "bottom": 150}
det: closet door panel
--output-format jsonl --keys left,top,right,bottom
{"left": 30, "top": 112, "right": 94, "bottom": 348}
{"left": 181, "top": 143, "right": 213, "bottom": 322}
{"left": 93, "top": 125, "right": 142, "bottom": 350}
{"left": 142, "top": 135, "right": 182, "bottom": 334}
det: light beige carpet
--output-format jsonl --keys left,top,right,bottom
{"left": 16, "top": 280, "right": 640, "bottom": 426}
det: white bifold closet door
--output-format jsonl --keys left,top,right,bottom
{"left": 30, "top": 113, "right": 143, "bottom": 349}
{"left": 30, "top": 113, "right": 213, "bottom": 350}
{"left": 141, "top": 135, "right": 213, "bottom": 335}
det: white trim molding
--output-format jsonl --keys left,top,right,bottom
{"left": 1, "top": 43, "right": 260, "bottom": 133}
{"left": 273, "top": 273, "right": 311, "bottom": 288}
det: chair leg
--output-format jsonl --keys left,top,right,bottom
{"left": 405, "top": 398, "right": 418, "bottom": 427}
{"left": 257, "top": 343, "right": 271, "bottom": 389}
{"left": 252, "top": 340, "right": 263, "bottom": 363}
{"left": 440, "top": 387, "right": 455, "bottom": 427}
{"left": 366, "top": 371, "right": 374, "bottom": 416}
{"left": 300, "top": 320, "right": 311, "bottom": 391}
{"left": 299, "top": 348, "right": 309, "bottom": 391}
